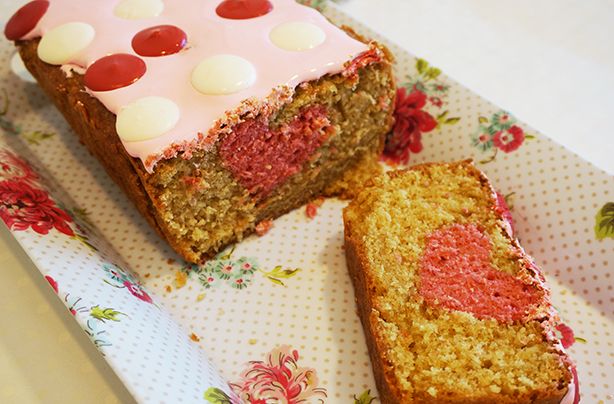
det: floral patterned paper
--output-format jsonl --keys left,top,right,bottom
{"left": 1, "top": 1, "right": 612, "bottom": 403}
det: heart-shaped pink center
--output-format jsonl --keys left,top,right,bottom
{"left": 418, "top": 223, "right": 542, "bottom": 323}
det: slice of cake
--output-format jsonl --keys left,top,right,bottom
{"left": 343, "top": 161, "right": 575, "bottom": 403}
{"left": 5, "top": 0, "right": 395, "bottom": 263}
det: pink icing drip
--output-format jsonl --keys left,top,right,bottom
{"left": 22, "top": 0, "right": 368, "bottom": 171}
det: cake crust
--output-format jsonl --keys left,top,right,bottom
{"left": 343, "top": 160, "right": 573, "bottom": 404}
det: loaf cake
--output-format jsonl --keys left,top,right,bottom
{"left": 343, "top": 161, "right": 576, "bottom": 403}
{"left": 5, "top": 0, "right": 395, "bottom": 263}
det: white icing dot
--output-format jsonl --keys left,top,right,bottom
{"left": 10, "top": 52, "right": 35, "bottom": 83}
{"left": 270, "top": 22, "right": 325, "bottom": 52}
{"left": 37, "top": 22, "right": 95, "bottom": 65}
{"left": 191, "top": 55, "right": 256, "bottom": 96}
{"left": 116, "top": 96, "right": 180, "bottom": 142}
{"left": 114, "top": 0, "right": 164, "bottom": 20}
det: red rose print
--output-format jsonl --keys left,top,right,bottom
{"left": 429, "top": 96, "right": 443, "bottom": 108}
{"left": 555, "top": 323, "right": 575, "bottom": 349}
{"left": 45, "top": 275, "right": 58, "bottom": 293}
{"left": 123, "top": 281, "right": 153, "bottom": 304}
{"left": 493, "top": 125, "right": 525, "bottom": 153}
{"left": 0, "top": 180, "right": 74, "bottom": 236}
{"left": 384, "top": 88, "right": 437, "bottom": 165}
{"left": 0, "top": 149, "right": 38, "bottom": 184}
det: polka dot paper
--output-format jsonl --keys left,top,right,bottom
{"left": 1, "top": 1, "right": 613, "bottom": 403}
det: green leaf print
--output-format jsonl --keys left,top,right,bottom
{"left": 261, "top": 266, "right": 301, "bottom": 286}
{"left": 416, "top": 58, "right": 428, "bottom": 75}
{"left": 595, "top": 202, "right": 614, "bottom": 240}
{"left": 90, "top": 306, "right": 124, "bottom": 322}
{"left": 354, "top": 389, "right": 377, "bottom": 404}
{"left": 436, "top": 111, "right": 461, "bottom": 127}
{"left": 436, "top": 110, "right": 449, "bottom": 120}
{"left": 425, "top": 66, "right": 442, "bottom": 80}
{"left": 23, "top": 130, "right": 55, "bottom": 145}
{"left": 203, "top": 387, "right": 233, "bottom": 404}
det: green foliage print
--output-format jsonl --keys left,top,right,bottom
{"left": 203, "top": 387, "right": 234, "bottom": 404}
{"left": 595, "top": 202, "right": 614, "bottom": 240}
{"left": 354, "top": 389, "right": 377, "bottom": 404}
{"left": 184, "top": 246, "right": 301, "bottom": 291}
{"left": 1, "top": 89, "right": 55, "bottom": 144}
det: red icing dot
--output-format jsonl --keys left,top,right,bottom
{"left": 4, "top": 0, "right": 49, "bottom": 41}
{"left": 216, "top": 0, "right": 273, "bottom": 20}
{"left": 418, "top": 223, "right": 543, "bottom": 323}
{"left": 132, "top": 25, "right": 187, "bottom": 57}
{"left": 84, "top": 54, "right": 146, "bottom": 92}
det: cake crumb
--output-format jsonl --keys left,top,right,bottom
{"left": 306, "top": 197, "right": 325, "bottom": 219}
{"left": 255, "top": 220, "right": 273, "bottom": 236}
{"left": 427, "top": 387, "right": 437, "bottom": 397}
{"left": 248, "top": 338, "right": 258, "bottom": 345}
{"left": 196, "top": 293, "right": 206, "bottom": 302}
{"left": 489, "top": 385, "right": 501, "bottom": 393}
{"left": 190, "top": 333, "right": 200, "bottom": 342}
{"left": 174, "top": 270, "right": 188, "bottom": 289}
{"left": 165, "top": 285, "right": 172, "bottom": 293}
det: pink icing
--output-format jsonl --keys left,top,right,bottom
{"left": 20, "top": 0, "right": 369, "bottom": 171}
{"left": 219, "top": 104, "right": 331, "bottom": 198}
{"left": 418, "top": 223, "right": 543, "bottom": 323}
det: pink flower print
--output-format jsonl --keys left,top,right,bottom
{"left": 242, "top": 262, "right": 252, "bottom": 271}
{"left": 0, "top": 180, "right": 74, "bottom": 236}
{"left": 492, "top": 111, "right": 514, "bottom": 129}
{"left": 45, "top": 275, "right": 58, "bottom": 294}
{"left": 222, "top": 264, "right": 234, "bottom": 274}
{"left": 0, "top": 149, "right": 38, "bottom": 184}
{"left": 383, "top": 88, "right": 437, "bottom": 165}
{"left": 472, "top": 132, "right": 493, "bottom": 152}
{"left": 493, "top": 125, "right": 525, "bottom": 153}
{"left": 123, "top": 281, "right": 153, "bottom": 304}
{"left": 429, "top": 96, "right": 443, "bottom": 108}
{"left": 555, "top": 323, "right": 575, "bottom": 349}
{"left": 231, "top": 345, "right": 327, "bottom": 403}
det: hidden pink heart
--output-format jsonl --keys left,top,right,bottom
{"left": 418, "top": 223, "right": 542, "bottom": 323}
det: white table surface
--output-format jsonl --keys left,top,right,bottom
{"left": 1, "top": 1, "right": 613, "bottom": 403}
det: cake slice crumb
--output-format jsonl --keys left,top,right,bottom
{"left": 255, "top": 220, "right": 273, "bottom": 236}
{"left": 174, "top": 270, "right": 188, "bottom": 289}
{"left": 306, "top": 197, "right": 325, "bottom": 219}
